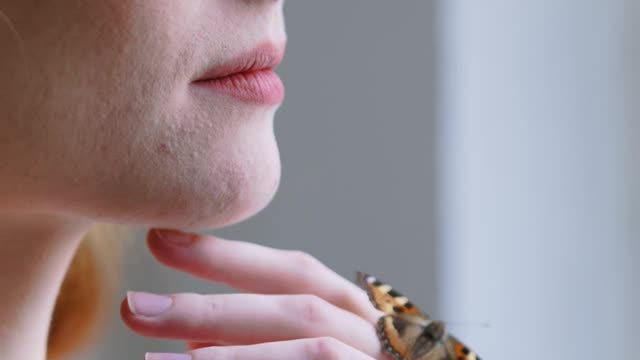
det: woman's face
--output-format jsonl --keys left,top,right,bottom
{"left": 0, "top": 1, "right": 286, "bottom": 229}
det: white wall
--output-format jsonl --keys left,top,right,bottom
{"left": 622, "top": 0, "right": 640, "bottom": 349}
{"left": 437, "top": 1, "right": 639, "bottom": 358}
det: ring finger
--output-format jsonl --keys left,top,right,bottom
{"left": 147, "top": 337, "right": 376, "bottom": 360}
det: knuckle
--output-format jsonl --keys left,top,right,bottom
{"left": 305, "top": 337, "right": 346, "bottom": 360}
{"left": 294, "top": 294, "right": 330, "bottom": 324}
{"left": 288, "top": 250, "right": 324, "bottom": 273}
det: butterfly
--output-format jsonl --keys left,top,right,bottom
{"left": 356, "top": 272, "right": 481, "bottom": 360}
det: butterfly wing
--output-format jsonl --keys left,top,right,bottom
{"left": 356, "top": 271, "right": 428, "bottom": 318}
{"left": 377, "top": 314, "right": 435, "bottom": 360}
{"left": 408, "top": 331, "right": 482, "bottom": 360}
{"left": 442, "top": 334, "right": 481, "bottom": 360}
{"left": 412, "top": 341, "right": 449, "bottom": 360}
{"left": 357, "top": 272, "right": 442, "bottom": 360}
{"left": 409, "top": 321, "right": 446, "bottom": 360}
{"left": 356, "top": 273, "right": 481, "bottom": 360}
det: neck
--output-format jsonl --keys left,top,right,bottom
{"left": 0, "top": 211, "right": 93, "bottom": 360}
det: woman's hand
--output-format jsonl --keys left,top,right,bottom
{"left": 120, "top": 229, "right": 388, "bottom": 360}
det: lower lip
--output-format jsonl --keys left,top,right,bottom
{"left": 193, "top": 69, "right": 285, "bottom": 105}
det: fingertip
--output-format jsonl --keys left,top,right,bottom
{"left": 145, "top": 229, "right": 195, "bottom": 262}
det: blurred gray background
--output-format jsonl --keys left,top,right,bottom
{"left": 77, "top": 2, "right": 440, "bottom": 359}
{"left": 75, "top": 1, "right": 640, "bottom": 359}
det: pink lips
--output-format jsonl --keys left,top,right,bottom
{"left": 192, "top": 43, "right": 285, "bottom": 105}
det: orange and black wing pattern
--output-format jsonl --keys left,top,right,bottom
{"left": 356, "top": 272, "right": 427, "bottom": 318}
{"left": 356, "top": 272, "right": 482, "bottom": 360}
{"left": 444, "top": 334, "right": 481, "bottom": 360}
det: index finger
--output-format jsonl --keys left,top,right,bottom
{"left": 146, "top": 228, "right": 384, "bottom": 323}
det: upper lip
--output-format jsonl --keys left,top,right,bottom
{"left": 193, "top": 42, "right": 285, "bottom": 82}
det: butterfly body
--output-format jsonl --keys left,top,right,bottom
{"left": 356, "top": 272, "right": 481, "bottom": 360}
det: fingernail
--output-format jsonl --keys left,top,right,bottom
{"left": 127, "top": 291, "right": 173, "bottom": 317}
{"left": 153, "top": 228, "right": 197, "bottom": 246}
{"left": 145, "top": 353, "right": 192, "bottom": 360}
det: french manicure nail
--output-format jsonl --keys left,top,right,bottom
{"left": 127, "top": 291, "right": 173, "bottom": 317}
{"left": 154, "top": 228, "right": 197, "bottom": 246}
{"left": 145, "top": 353, "right": 192, "bottom": 360}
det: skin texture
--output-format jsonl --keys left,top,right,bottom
{"left": 0, "top": 1, "right": 283, "bottom": 229}
{"left": 130, "top": 229, "right": 387, "bottom": 360}
{"left": 0, "top": 1, "right": 388, "bottom": 359}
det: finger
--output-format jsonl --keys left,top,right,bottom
{"left": 120, "top": 292, "right": 382, "bottom": 357}
{"left": 146, "top": 337, "right": 377, "bottom": 360}
{"left": 146, "top": 228, "right": 383, "bottom": 322}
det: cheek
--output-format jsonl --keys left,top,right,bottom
{"left": 8, "top": 1, "right": 193, "bottom": 147}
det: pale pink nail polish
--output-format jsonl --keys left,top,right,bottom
{"left": 145, "top": 353, "right": 192, "bottom": 360}
{"left": 127, "top": 291, "right": 173, "bottom": 317}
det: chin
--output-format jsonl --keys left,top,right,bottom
{"left": 79, "top": 104, "right": 284, "bottom": 231}
{"left": 185, "top": 130, "right": 283, "bottom": 230}
{"left": 192, "top": 167, "right": 281, "bottom": 230}
{"left": 157, "top": 145, "right": 282, "bottom": 231}
{"left": 63, "top": 165, "right": 281, "bottom": 231}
